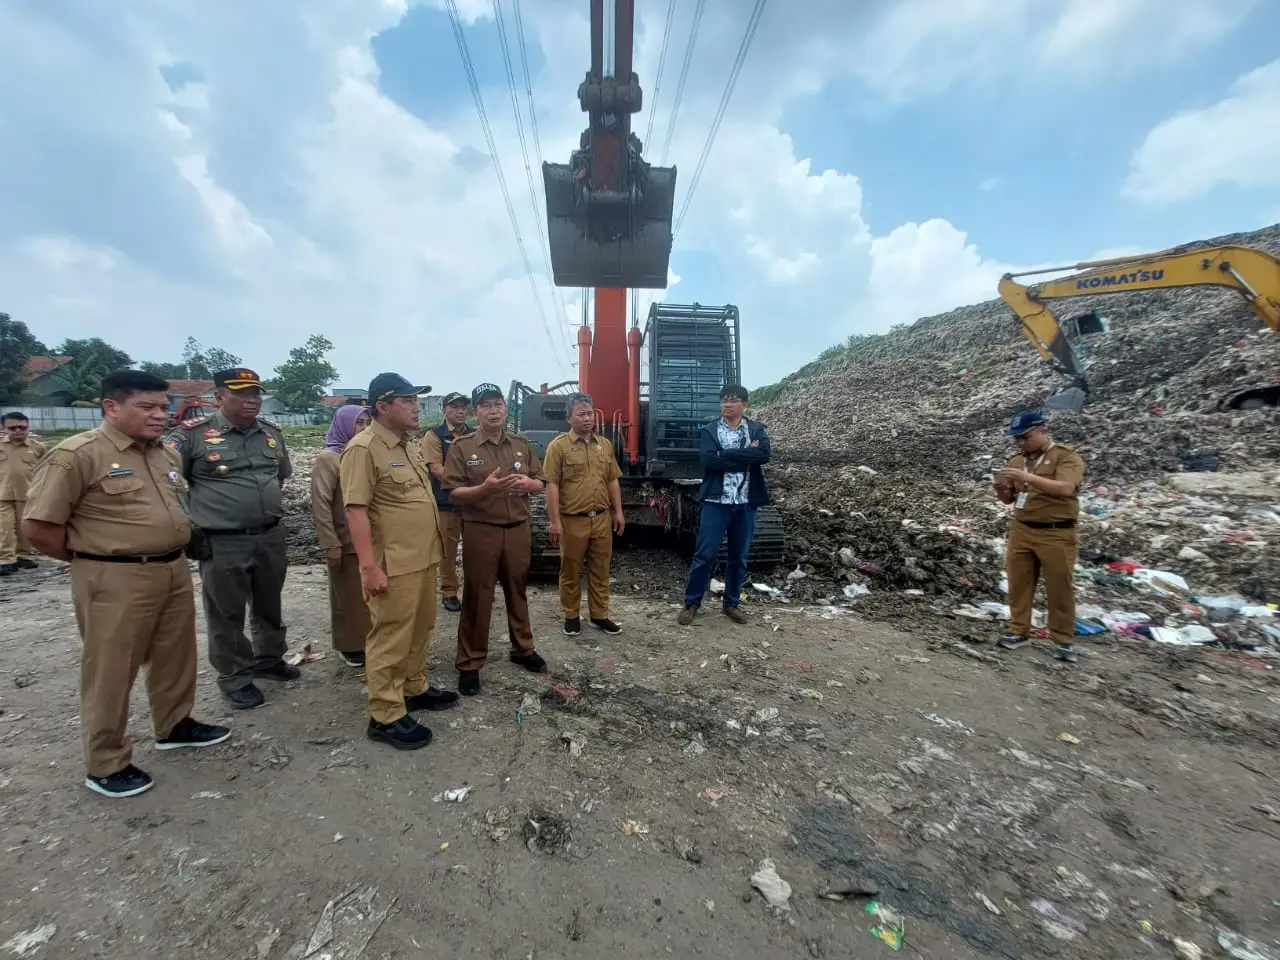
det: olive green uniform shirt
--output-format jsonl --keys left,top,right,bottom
{"left": 165, "top": 411, "right": 291, "bottom": 530}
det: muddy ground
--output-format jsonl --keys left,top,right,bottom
{"left": 2, "top": 548, "right": 1279, "bottom": 960}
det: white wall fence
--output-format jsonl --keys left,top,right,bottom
{"left": 2, "top": 406, "right": 316, "bottom": 432}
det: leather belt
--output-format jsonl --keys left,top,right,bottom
{"left": 72, "top": 548, "right": 185, "bottom": 564}
{"left": 1018, "top": 518, "right": 1076, "bottom": 530}
{"left": 563, "top": 509, "right": 607, "bottom": 518}
{"left": 204, "top": 520, "right": 281, "bottom": 536}
{"left": 467, "top": 519, "right": 527, "bottom": 529}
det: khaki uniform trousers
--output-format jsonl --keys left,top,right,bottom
{"left": 0, "top": 500, "right": 33, "bottom": 565}
{"left": 326, "top": 551, "right": 369, "bottom": 653}
{"left": 1005, "top": 520, "right": 1078, "bottom": 646}
{"left": 456, "top": 520, "right": 535, "bottom": 672}
{"left": 438, "top": 510, "right": 462, "bottom": 599}
{"left": 365, "top": 564, "right": 438, "bottom": 723}
{"left": 71, "top": 558, "right": 198, "bottom": 778}
{"left": 558, "top": 512, "right": 613, "bottom": 619}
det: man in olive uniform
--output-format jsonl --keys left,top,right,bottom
{"left": 23, "top": 370, "right": 230, "bottom": 799}
{"left": 422, "top": 391, "right": 472, "bottom": 613}
{"left": 166, "top": 368, "right": 296, "bottom": 709}
{"left": 992, "top": 410, "right": 1085, "bottom": 664}
{"left": 442, "top": 383, "right": 547, "bottom": 696}
{"left": 1, "top": 411, "right": 46, "bottom": 576}
{"left": 341, "top": 373, "right": 458, "bottom": 751}
{"left": 543, "top": 393, "right": 625, "bottom": 636}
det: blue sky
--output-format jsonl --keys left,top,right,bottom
{"left": 1, "top": 0, "right": 1278, "bottom": 396}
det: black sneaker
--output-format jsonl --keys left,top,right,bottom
{"left": 367, "top": 715, "right": 432, "bottom": 750}
{"left": 253, "top": 661, "right": 301, "bottom": 682}
{"left": 16, "top": 557, "right": 38, "bottom": 570}
{"left": 442, "top": 597, "right": 462, "bottom": 613}
{"left": 340, "top": 651, "right": 365, "bottom": 668}
{"left": 511, "top": 651, "right": 547, "bottom": 673}
{"left": 563, "top": 617, "right": 581, "bottom": 635}
{"left": 590, "top": 618, "right": 621, "bottom": 635}
{"left": 0, "top": 563, "right": 17, "bottom": 577}
{"left": 85, "top": 763, "right": 154, "bottom": 799}
{"left": 223, "top": 683, "right": 265, "bottom": 710}
{"left": 458, "top": 670, "right": 481, "bottom": 696}
{"left": 405, "top": 687, "right": 459, "bottom": 712}
{"left": 997, "top": 634, "right": 1031, "bottom": 650}
{"left": 154, "top": 717, "right": 231, "bottom": 750}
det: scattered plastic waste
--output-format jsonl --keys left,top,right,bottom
{"left": 752, "top": 583, "right": 784, "bottom": 597}
{"left": 710, "top": 578, "right": 725, "bottom": 594}
{"left": 516, "top": 692, "right": 541, "bottom": 727}
{"left": 749, "top": 859, "right": 793, "bottom": 912}
{"left": 842, "top": 582, "right": 870, "bottom": 599}
{"left": 1217, "top": 929, "right": 1279, "bottom": 960}
{"left": 620, "top": 819, "right": 649, "bottom": 837}
{"left": 864, "top": 901, "right": 904, "bottom": 950}
{"left": 1031, "top": 899, "right": 1087, "bottom": 941}
{"left": 1058, "top": 732, "right": 1081, "bottom": 744}
{"left": 283, "top": 642, "right": 325, "bottom": 666}
{"left": 2, "top": 924, "right": 56, "bottom": 958}
{"left": 1131, "top": 568, "right": 1190, "bottom": 596}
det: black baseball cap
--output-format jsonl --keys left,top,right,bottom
{"left": 442, "top": 391, "right": 469, "bottom": 407}
{"left": 368, "top": 372, "right": 430, "bottom": 404}
{"left": 213, "top": 368, "right": 263, "bottom": 391}
{"left": 471, "top": 382, "right": 504, "bottom": 405}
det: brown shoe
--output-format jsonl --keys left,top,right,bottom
{"left": 677, "top": 606, "right": 696, "bottom": 625}
{"left": 723, "top": 606, "right": 747, "bottom": 624}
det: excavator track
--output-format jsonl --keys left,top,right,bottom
{"left": 675, "top": 491, "right": 785, "bottom": 570}
{"left": 527, "top": 495, "right": 562, "bottom": 580}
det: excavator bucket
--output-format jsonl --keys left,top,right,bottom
{"left": 1044, "top": 386, "right": 1088, "bottom": 413}
{"left": 543, "top": 161, "right": 676, "bottom": 289}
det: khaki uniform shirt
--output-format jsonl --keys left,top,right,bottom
{"left": 339, "top": 420, "right": 442, "bottom": 577}
{"left": 310, "top": 450, "right": 352, "bottom": 553}
{"left": 166, "top": 411, "right": 291, "bottom": 530}
{"left": 1007, "top": 442, "right": 1085, "bottom": 524}
{"left": 542, "top": 431, "right": 621, "bottom": 515}
{"left": 23, "top": 422, "right": 191, "bottom": 556}
{"left": 442, "top": 430, "right": 543, "bottom": 525}
{"left": 0, "top": 437, "right": 47, "bottom": 501}
{"left": 421, "top": 422, "right": 471, "bottom": 467}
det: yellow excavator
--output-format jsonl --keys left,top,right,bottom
{"left": 998, "top": 243, "right": 1280, "bottom": 411}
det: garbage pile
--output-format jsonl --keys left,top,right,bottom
{"left": 756, "top": 222, "right": 1280, "bottom": 654}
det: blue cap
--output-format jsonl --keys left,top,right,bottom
{"left": 471, "top": 382, "right": 504, "bottom": 405}
{"left": 368, "top": 373, "right": 429, "bottom": 404}
{"left": 1004, "top": 410, "right": 1046, "bottom": 437}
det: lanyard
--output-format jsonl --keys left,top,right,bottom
{"left": 1020, "top": 441, "right": 1054, "bottom": 487}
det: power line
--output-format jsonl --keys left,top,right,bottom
{"left": 674, "top": 0, "right": 768, "bottom": 237}
{"left": 659, "top": 0, "right": 706, "bottom": 165}
{"left": 444, "top": 0, "right": 568, "bottom": 371}
{"left": 643, "top": 0, "right": 678, "bottom": 153}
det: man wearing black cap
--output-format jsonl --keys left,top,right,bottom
{"left": 442, "top": 383, "right": 547, "bottom": 696}
{"left": 166, "top": 367, "right": 296, "bottom": 709}
{"left": 421, "top": 392, "right": 472, "bottom": 613}
{"left": 341, "top": 373, "right": 457, "bottom": 750}
{"left": 993, "top": 410, "right": 1085, "bottom": 664}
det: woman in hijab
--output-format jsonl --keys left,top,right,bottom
{"left": 311, "top": 404, "right": 373, "bottom": 666}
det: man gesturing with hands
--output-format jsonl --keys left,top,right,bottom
{"left": 442, "top": 383, "right": 547, "bottom": 697}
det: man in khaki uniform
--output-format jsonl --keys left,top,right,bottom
{"left": 1, "top": 411, "right": 46, "bottom": 576}
{"left": 992, "top": 410, "right": 1085, "bottom": 664}
{"left": 442, "top": 383, "right": 547, "bottom": 697}
{"left": 543, "top": 392, "right": 625, "bottom": 636}
{"left": 341, "top": 372, "right": 458, "bottom": 751}
{"left": 422, "top": 392, "right": 472, "bottom": 613}
{"left": 23, "top": 370, "right": 230, "bottom": 799}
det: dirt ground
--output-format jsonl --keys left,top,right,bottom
{"left": 2, "top": 547, "right": 1279, "bottom": 960}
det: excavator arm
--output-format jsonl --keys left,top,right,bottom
{"left": 999, "top": 244, "right": 1280, "bottom": 386}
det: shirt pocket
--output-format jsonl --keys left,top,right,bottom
{"left": 95, "top": 474, "right": 149, "bottom": 520}
{"left": 387, "top": 464, "right": 427, "bottom": 499}
{"left": 194, "top": 448, "right": 241, "bottom": 475}
{"left": 561, "top": 453, "right": 587, "bottom": 481}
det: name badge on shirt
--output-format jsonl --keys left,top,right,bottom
{"left": 467, "top": 458, "right": 484, "bottom": 466}
{"left": 390, "top": 460, "right": 407, "bottom": 467}
{"left": 107, "top": 468, "right": 134, "bottom": 478}
{"left": 1015, "top": 491, "right": 1029, "bottom": 509}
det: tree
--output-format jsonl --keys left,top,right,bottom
{"left": 49, "top": 352, "right": 112, "bottom": 403}
{"left": 181, "top": 337, "right": 242, "bottom": 380}
{"left": 55, "top": 337, "right": 133, "bottom": 372}
{"left": 265, "top": 335, "right": 339, "bottom": 412}
{"left": 140, "top": 361, "right": 188, "bottom": 380}
{"left": 0, "top": 314, "right": 47, "bottom": 404}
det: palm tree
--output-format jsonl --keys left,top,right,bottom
{"left": 49, "top": 354, "right": 110, "bottom": 404}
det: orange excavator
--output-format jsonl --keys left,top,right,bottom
{"left": 511, "top": 0, "right": 783, "bottom": 574}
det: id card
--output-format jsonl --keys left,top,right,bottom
{"left": 1015, "top": 490, "right": 1029, "bottom": 509}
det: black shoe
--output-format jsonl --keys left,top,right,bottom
{"left": 442, "top": 596, "right": 462, "bottom": 613}
{"left": 154, "top": 717, "right": 231, "bottom": 750}
{"left": 367, "top": 715, "right": 432, "bottom": 750}
{"left": 85, "top": 763, "right": 154, "bottom": 799}
{"left": 253, "top": 661, "right": 302, "bottom": 682}
{"left": 590, "top": 618, "right": 621, "bottom": 635}
{"left": 511, "top": 651, "right": 547, "bottom": 673}
{"left": 16, "top": 557, "right": 38, "bottom": 570}
{"left": 458, "top": 670, "right": 481, "bottom": 696}
{"left": 223, "top": 684, "right": 265, "bottom": 710}
{"left": 563, "top": 617, "right": 581, "bottom": 636}
{"left": 405, "top": 687, "right": 459, "bottom": 712}
{"left": 0, "top": 563, "right": 17, "bottom": 577}
{"left": 340, "top": 651, "right": 365, "bottom": 668}
{"left": 997, "top": 634, "right": 1031, "bottom": 650}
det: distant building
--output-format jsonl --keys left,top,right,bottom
{"left": 22, "top": 356, "right": 74, "bottom": 405}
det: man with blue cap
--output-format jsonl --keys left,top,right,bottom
{"left": 992, "top": 410, "right": 1085, "bottom": 663}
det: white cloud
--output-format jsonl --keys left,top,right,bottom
{"left": 979, "top": 177, "right": 1000, "bottom": 192}
{"left": 1122, "top": 58, "right": 1280, "bottom": 205}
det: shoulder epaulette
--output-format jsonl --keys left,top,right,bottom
{"left": 180, "top": 416, "right": 212, "bottom": 429}
{"left": 259, "top": 417, "right": 283, "bottom": 430}
{"left": 55, "top": 432, "right": 98, "bottom": 453}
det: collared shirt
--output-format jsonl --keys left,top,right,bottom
{"left": 441, "top": 429, "right": 544, "bottom": 525}
{"left": 310, "top": 450, "right": 351, "bottom": 553}
{"left": 0, "top": 436, "right": 46, "bottom": 501}
{"left": 542, "top": 430, "right": 622, "bottom": 515}
{"left": 1006, "top": 442, "right": 1085, "bottom": 523}
{"left": 23, "top": 421, "right": 190, "bottom": 556}
{"left": 166, "top": 410, "right": 292, "bottom": 530}
{"left": 713, "top": 418, "right": 750, "bottom": 505}
{"left": 339, "top": 419, "right": 442, "bottom": 576}
{"left": 421, "top": 421, "right": 471, "bottom": 466}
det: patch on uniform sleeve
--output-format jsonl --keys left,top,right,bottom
{"left": 165, "top": 435, "right": 184, "bottom": 451}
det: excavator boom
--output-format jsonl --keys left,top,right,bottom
{"left": 999, "top": 244, "right": 1280, "bottom": 408}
